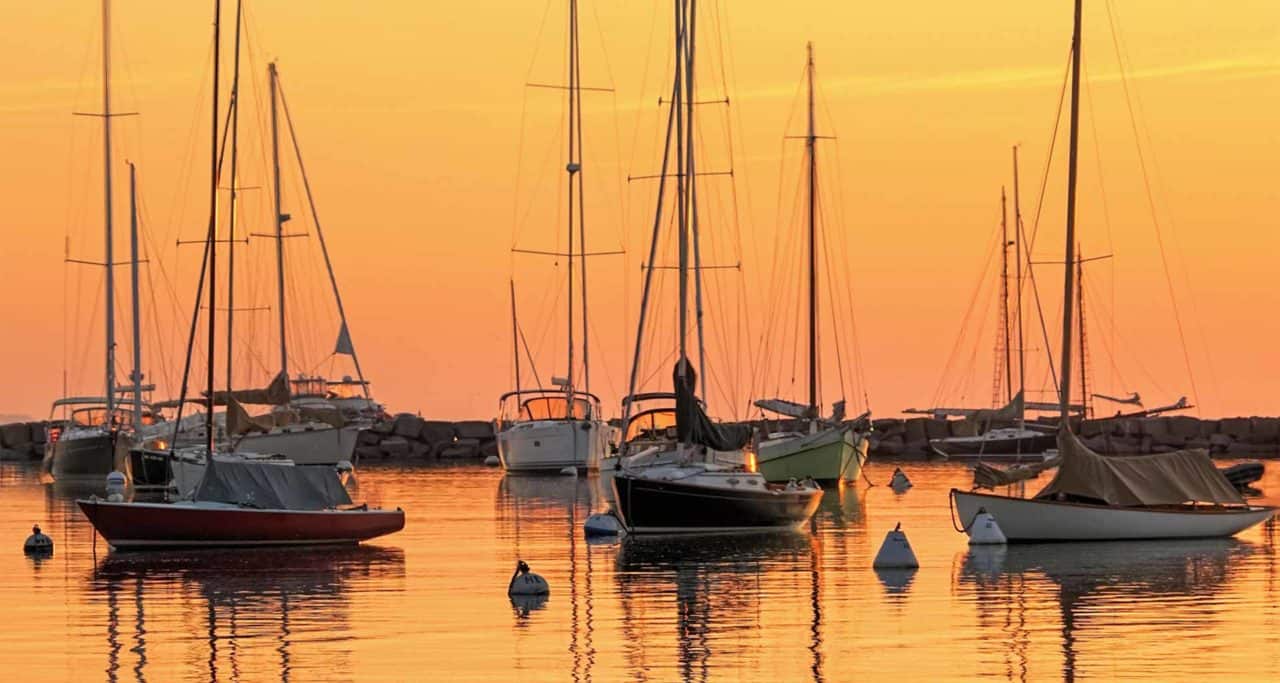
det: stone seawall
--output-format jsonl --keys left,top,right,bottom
{"left": 0, "top": 421, "right": 48, "bottom": 461}
{"left": 5, "top": 413, "right": 1276, "bottom": 464}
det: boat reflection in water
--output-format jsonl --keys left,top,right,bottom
{"left": 615, "top": 532, "right": 824, "bottom": 682}
{"left": 89, "top": 545, "right": 405, "bottom": 682}
{"left": 955, "top": 538, "right": 1259, "bottom": 681}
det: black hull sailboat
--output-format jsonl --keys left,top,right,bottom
{"left": 612, "top": 468, "right": 822, "bottom": 534}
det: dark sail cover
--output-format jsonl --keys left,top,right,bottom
{"left": 195, "top": 459, "right": 352, "bottom": 510}
{"left": 673, "top": 358, "right": 750, "bottom": 451}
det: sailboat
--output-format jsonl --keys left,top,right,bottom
{"left": 610, "top": 0, "right": 823, "bottom": 534}
{"left": 753, "top": 44, "right": 868, "bottom": 486}
{"left": 79, "top": 0, "right": 403, "bottom": 550}
{"left": 47, "top": 0, "right": 160, "bottom": 480}
{"left": 496, "top": 0, "right": 610, "bottom": 473}
{"left": 951, "top": 0, "right": 1273, "bottom": 542}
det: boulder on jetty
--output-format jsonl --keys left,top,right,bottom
{"left": 352, "top": 415, "right": 498, "bottom": 462}
{"left": 0, "top": 421, "right": 47, "bottom": 461}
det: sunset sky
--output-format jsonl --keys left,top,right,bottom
{"left": 1, "top": 0, "right": 1276, "bottom": 422}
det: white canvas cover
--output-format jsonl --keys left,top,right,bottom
{"left": 1035, "top": 430, "right": 1245, "bottom": 507}
{"left": 195, "top": 458, "right": 352, "bottom": 510}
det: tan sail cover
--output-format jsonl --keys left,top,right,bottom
{"left": 227, "top": 397, "right": 274, "bottom": 437}
{"left": 207, "top": 371, "right": 291, "bottom": 406}
{"left": 1035, "top": 430, "right": 1245, "bottom": 506}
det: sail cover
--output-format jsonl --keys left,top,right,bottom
{"left": 195, "top": 458, "right": 352, "bottom": 510}
{"left": 964, "top": 391, "right": 1025, "bottom": 426}
{"left": 207, "top": 371, "right": 291, "bottom": 406}
{"left": 1035, "top": 430, "right": 1245, "bottom": 507}
{"left": 674, "top": 358, "right": 750, "bottom": 452}
{"left": 753, "top": 398, "right": 814, "bottom": 420}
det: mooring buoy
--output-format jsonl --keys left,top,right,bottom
{"left": 508, "top": 559, "right": 550, "bottom": 596}
{"left": 23, "top": 524, "right": 53, "bottom": 556}
{"left": 872, "top": 522, "right": 919, "bottom": 569}
{"left": 889, "top": 467, "right": 912, "bottom": 493}
{"left": 967, "top": 507, "right": 1007, "bottom": 545}
{"left": 583, "top": 512, "right": 625, "bottom": 538}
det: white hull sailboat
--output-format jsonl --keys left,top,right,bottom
{"left": 497, "top": 416, "right": 608, "bottom": 473}
{"left": 950, "top": 0, "right": 1274, "bottom": 545}
{"left": 953, "top": 489, "right": 1272, "bottom": 542}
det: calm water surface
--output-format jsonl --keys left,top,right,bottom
{"left": 2, "top": 460, "right": 1278, "bottom": 681}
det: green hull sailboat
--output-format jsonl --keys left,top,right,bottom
{"left": 758, "top": 425, "right": 865, "bottom": 485}
{"left": 752, "top": 44, "right": 868, "bottom": 485}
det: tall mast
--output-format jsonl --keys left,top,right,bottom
{"left": 128, "top": 162, "right": 142, "bottom": 427}
{"left": 1012, "top": 145, "right": 1026, "bottom": 428}
{"left": 1077, "top": 243, "right": 1087, "bottom": 419}
{"left": 224, "top": 0, "right": 244, "bottom": 393}
{"left": 565, "top": 0, "right": 581, "bottom": 403}
{"left": 805, "top": 42, "right": 818, "bottom": 418}
{"left": 1000, "top": 186, "right": 1011, "bottom": 403}
{"left": 205, "top": 0, "right": 222, "bottom": 453}
{"left": 269, "top": 62, "right": 289, "bottom": 381}
{"left": 674, "top": 0, "right": 688, "bottom": 381}
{"left": 687, "top": 0, "right": 707, "bottom": 402}
{"left": 101, "top": 0, "right": 117, "bottom": 418}
{"left": 1058, "top": 0, "right": 1083, "bottom": 425}
{"left": 574, "top": 0, "right": 590, "bottom": 397}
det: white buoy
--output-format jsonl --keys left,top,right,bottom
{"left": 484, "top": 455, "right": 500, "bottom": 467}
{"left": 889, "top": 467, "right": 912, "bottom": 493}
{"left": 23, "top": 524, "right": 53, "bottom": 555}
{"left": 872, "top": 523, "right": 919, "bottom": 569}
{"left": 105, "top": 471, "right": 127, "bottom": 502}
{"left": 583, "top": 512, "right": 625, "bottom": 537}
{"left": 559, "top": 466, "right": 577, "bottom": 477}
{"left": 967, "top": 508, "right": 1008, "bottom": 545}
{"left": 507, "top": 560, "right": 550, "bottom": 596}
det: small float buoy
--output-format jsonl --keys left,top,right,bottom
{"left": 583, "top": 512, "right": 625, "bottom": 537}
{"left": 507, "top": 560, "right": 550, "bottom": 596}
{"left": 872, "top": 522, "right": 919, "bottom": 569}
{"left": 967, "top": 507, "right": 1007, "bottom": 545}
{"left": 335, "top": 460, "right": 354, "bottom": 474}
{"left": 23, "top": 524, "right": 53, "bottom": 556}
{"left": 105, "top": 470, "right": 127, "bottom": 502}
{"left": 484, "top": 455, "right": 500, "bottom": 467}
{"left": 889, "top": 467, "right": 912, "bottom": 493}
{"left": 559, "top": 466, "right": 577, "bottom": 477}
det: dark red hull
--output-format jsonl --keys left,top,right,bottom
{"left": 78, "top": 499, "right": 405, "bottom": 550}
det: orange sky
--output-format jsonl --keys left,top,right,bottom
{"left": 1, "top": 0, "right": 1277, "bottom": 422}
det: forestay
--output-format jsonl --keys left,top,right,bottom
{"left": 1036, "top": 430, "right": 1245, "bottom": 507}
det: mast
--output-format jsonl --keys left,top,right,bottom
{"left": 1077, "top": 243, "right": 1088, "bottom": 419}
{"left": 1000, "top": 186, "right": 1011, "bottom": 403}
{"left": 128, "top": 162, "right": 142, "bottom": 427}
{"left": 687, "top": 0, "right": 707, "bottom": 403}
{"left": 1012, "top": 146, "right": 1025, "bottom": 428}
{"left": 674, "top": 0, "right": 688, "bottom": 384}
{"left": 101, "top": 0, "right": 117, "bottom": 419}
{"left": 806, "top": 42, "right": 818, "bottom": 419}
{"left": 269, "top": 62, "right": 289, "bottom": 381}
{"left": 1057, "top": 0, "right": 1083, "bottom": 426}
{"left": 511, "top": 280, "right": 522, "bottom": 394}
{"left": 565, "top": 0, "right": 580, "bottom": 404}
{"left": 205, "top": 0, "right": 222, "bottom": 453}
{"left": 574, "top": 0, "right": 590, "bottom": 398}
{"left": 275, "top": 69, "right": 370, "bottom": 399}
{"left": 224, "top": 0, "right": 244, "bottom": 393}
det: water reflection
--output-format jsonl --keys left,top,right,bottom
{"left": 616, "top": 533, "right": 818, "bottom": 682}
{"left": 90, "top": 546, "right": 405, "bottom": 682}
{"left": 956, "top": 539, "right": 1259, "bottom": 681}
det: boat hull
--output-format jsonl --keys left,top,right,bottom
{"left": 497, "top": 420, "right": 608, "bottom": 472}
{"left": 758, "top": 426, "right": 863, "bottom": 484}
{"left": 612, "top": 472, "right": 822, "bottom": 534}
{"left": 931, "top": 429, "right": 1056, "bottom": 459}
{"left": 236, "top": 425, "right": 357, "bottom": 465}
{"left": 49, "top": 431, "right": 131, "bottom": 481}
{"left": 952, "top": 489, "right": 1274, "bottom": 542}
{"left": 77, "top": 499, "right": 404, "bottom": 550}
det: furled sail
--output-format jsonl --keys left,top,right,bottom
{"left": 674, "top": 358, "right": 750, "bottom": 452}
{"left": 963, "top": 390, "right": 1025, "bottom": 427}
{"left": 206, "top": 371, "right": 291, "bottom": 406}
{"left": 335, "top": 322, "right": 355, "bottom": 356}
{"left": 753, "top": 398, "right": 815, "bottom": 420}
{"left": 1035, "top": 430, "right": 1245, "bottom": 507}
